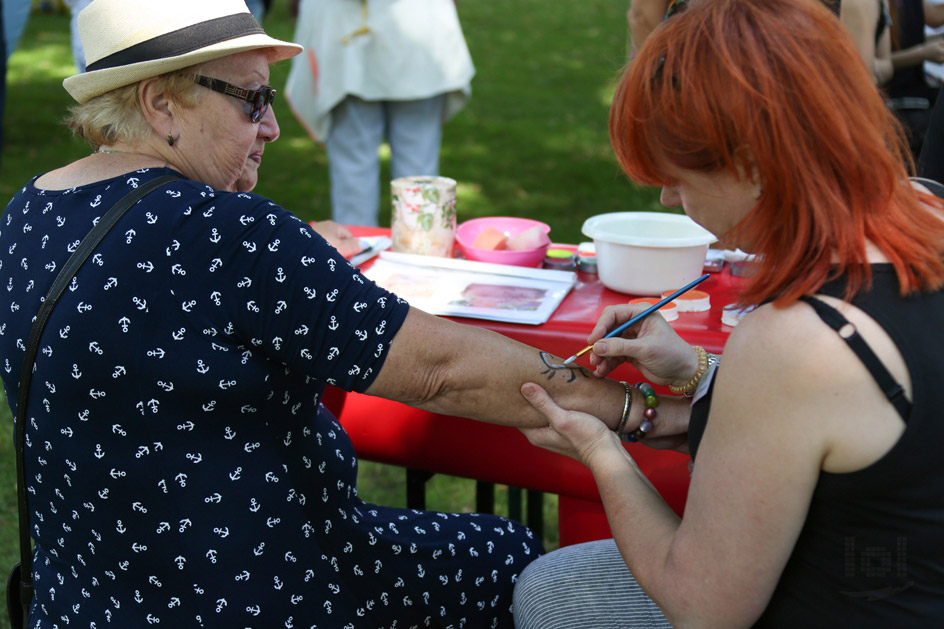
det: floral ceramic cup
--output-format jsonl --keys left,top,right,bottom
{"left": 390, "top": 176, "right": 458, "bottom": 257}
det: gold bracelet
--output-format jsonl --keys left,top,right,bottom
{"left": 669, "top": 345, "right": 708, "bottom": 396}
{"left": 614, "top": 381, "right": 632, "bottom": 433}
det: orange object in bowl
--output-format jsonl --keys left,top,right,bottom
{"left": 471, "top": 226, "right": 508, "bottom": 250}
{"left": 456, "top": 217, "right": 552, "bottom": 267}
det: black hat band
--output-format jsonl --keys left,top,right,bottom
{"left": 86, "top": 13, "right": 264, "bottom": 72}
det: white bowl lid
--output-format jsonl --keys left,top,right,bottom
{"left": 581, "top": 212, "right": 717, "bottom": 248}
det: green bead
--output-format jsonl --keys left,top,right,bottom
{"left": 645, "top": 395, "right": 659, "bottom": 408}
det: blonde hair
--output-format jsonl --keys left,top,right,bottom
{"left": 65, "top": 68, "right": 205, "bottom": 148}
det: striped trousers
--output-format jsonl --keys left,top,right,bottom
{"left": 513, "top": 539, "right": 673, "bottom": 628}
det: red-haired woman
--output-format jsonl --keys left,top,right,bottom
{"left": 512, "top": 0, "right": 944, "bottom": 626}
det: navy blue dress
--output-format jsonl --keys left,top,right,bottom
{"left": 0, "top": 168, "right": 542, "bottom": 628}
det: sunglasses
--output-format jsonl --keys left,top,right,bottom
{"left": 191, "top": 75, "right": 276, "bottom": 123}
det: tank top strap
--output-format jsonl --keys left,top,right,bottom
{"left": 799, "top": 295, "right": 911, "bottom": 420}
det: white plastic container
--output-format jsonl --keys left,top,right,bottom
{"left": 581, "top": 212, "right": 717, "bottom": 295}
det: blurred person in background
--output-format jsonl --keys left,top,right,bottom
{"left": 627, "top": 0, "right": 840, "bottom": 57}
{"left": 841, "top": 0, "right": 895, "bottom": 83}
{"left": 885, "top": 0, "right": 944, "bottom": 158}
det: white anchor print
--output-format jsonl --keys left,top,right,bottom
{"left": 0, "top": 176, "right": 533, "bottom": 627}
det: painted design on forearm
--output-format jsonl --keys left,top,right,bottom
{"left": 539, "top": 351, "right": 590, "bottom": 383}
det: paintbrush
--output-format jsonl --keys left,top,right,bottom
{"left": 561, "top": 273, "right": 711, "bottom": 365}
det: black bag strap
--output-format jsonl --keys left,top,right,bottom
{"left": 799, "top": 295, "right": 911, "bottom": 420}
{"left": 12, "top": 174, "right": 180, "bottom": 626}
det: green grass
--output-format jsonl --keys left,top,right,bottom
{"left": 0, "top": 5, "right": 664, "bottom": 622}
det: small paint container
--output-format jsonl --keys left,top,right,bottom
{"left": 721, "top": 303, "right": 755, "bottom": 327}
{"left": 577, "top": 252, "right": 598, "bottom": 274}
{"left": 543, "top": 248, "right": 576, "bottom": 271}
{"left": 729, "top": 259, "right": 756, "bottom": 278}
{"left": 629, "top": 297, "right": 679, "bottom": 322}
{"left": 661, "top": 288, "right": 710, "bottom": 312}
{"left": 703, "top": 249, "right": 724, "bottom": 273}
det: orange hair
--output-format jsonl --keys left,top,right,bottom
{"left": 610, "top": 0, "right": 944, "bottom": 306}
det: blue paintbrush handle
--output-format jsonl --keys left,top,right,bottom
{"left": 562, "top": 273, "right": 711, "bottom": 364}
{"left": 603, "top": 273, "right": 710, "bottom": 339}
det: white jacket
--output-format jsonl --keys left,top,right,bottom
{"left": 285, "top": 0, "right": 475, "bottom": 141}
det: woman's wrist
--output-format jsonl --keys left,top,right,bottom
{"left": 621, "top": 382, "right": 658, "bottom": 442}
{"left": 613, "top": 380, "right": 632, "bottom": 433}
{"left": 672, "top": 344, "right": 701, "bottom": 388}
{"left": 666, "top": 346, "right": 721, "bottom": 397}
{"left": 669, "top": 346, "right": 708, "bottom": 395}
{"left": 611, "top": 383, "right": 645, "bottom": 438}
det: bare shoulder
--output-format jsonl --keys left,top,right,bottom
{"left": 723, "top": 296, "right": 908, "bottom": 473}
{"left": 723, "top": 300, "right": 836, "bottom": 380}
{"left": 725, "top": 298, "right": 901, "bottom": 395}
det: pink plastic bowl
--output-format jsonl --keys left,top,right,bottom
{"left": 455, "top": 217, "right": 552, "bottom": 267}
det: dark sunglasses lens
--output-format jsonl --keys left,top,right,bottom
{"left": 250, "top": 87, "right": 275, "bottom": 123}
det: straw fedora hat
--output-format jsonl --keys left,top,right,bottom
{"left": 63, "top": 0, "right": 302, "bottom": 103}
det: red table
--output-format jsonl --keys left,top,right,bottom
{"left": 331, "top": 227, "right": 743, "bottom": 546}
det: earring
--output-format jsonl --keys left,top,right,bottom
{"left": 167, "top": 133, "right": 175, "bottom": 147}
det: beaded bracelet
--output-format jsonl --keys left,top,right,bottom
{"left": 614, "top": 381, "right": 632, "bottom": 434}
{"left": 668, "top": 345, "right": 708, "bottom": 396}
{"left": 622, "top": 382, "right": 659, "bottom": 442}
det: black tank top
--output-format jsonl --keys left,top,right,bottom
{"left": 689, "top": 265, "right": 944, "bottom": 626}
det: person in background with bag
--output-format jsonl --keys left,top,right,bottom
{"left": 512, "top": 0, "right": 944, "bottom": 626}
{"left": 0, "top": 0, "right": 634, "bottom": 626}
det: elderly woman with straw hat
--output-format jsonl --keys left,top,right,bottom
{"left": 0, "top": 0, "right": 638, "bottom": 627}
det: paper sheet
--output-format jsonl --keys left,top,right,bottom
{"left": 364, "top": 251, "right": 576, "bottom": 325}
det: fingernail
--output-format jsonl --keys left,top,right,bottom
{"left": 594, "top": 341, "right": 607, "bottom": 353}
{"left": 521, "top": 384, "right": 535, "bottom": 397}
